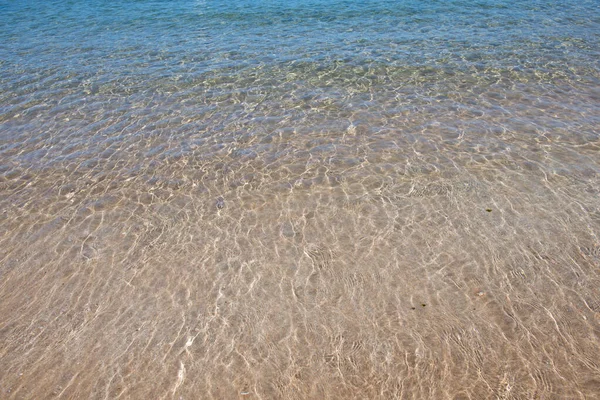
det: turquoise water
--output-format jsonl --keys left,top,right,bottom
{"left": 1, "top": 1, "right": 600, "bottom": 399}
{"left": 1, "top": 1, "right": 599, "bottom": 174}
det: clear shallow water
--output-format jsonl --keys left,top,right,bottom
{"left": 1, "top": 0, "right": 600, "bottom": 398}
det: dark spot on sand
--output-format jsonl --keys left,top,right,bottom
{"left": 216, "top": 197, "right": 225, "bottom": 209}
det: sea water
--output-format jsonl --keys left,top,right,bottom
{"left": 1, "top": 0, "right": 599, "bottom": 398}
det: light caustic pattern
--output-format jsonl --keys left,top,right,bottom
{"left": 1, "top": 0, "right": 600, "bottom": 399}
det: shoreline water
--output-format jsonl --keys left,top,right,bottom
{"left": 1, "top": 1, "right": 600, "bottom": 398}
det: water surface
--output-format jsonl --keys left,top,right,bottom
{"left": 1, "top": 0, "right": 600, "bottom": 398}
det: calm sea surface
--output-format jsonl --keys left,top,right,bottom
{"left": 1, "top": 0, "right": 599, "bottom": 398}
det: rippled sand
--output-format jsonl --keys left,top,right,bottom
{"left": 2, "top": 0, "right": 600, "bottom": 399}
